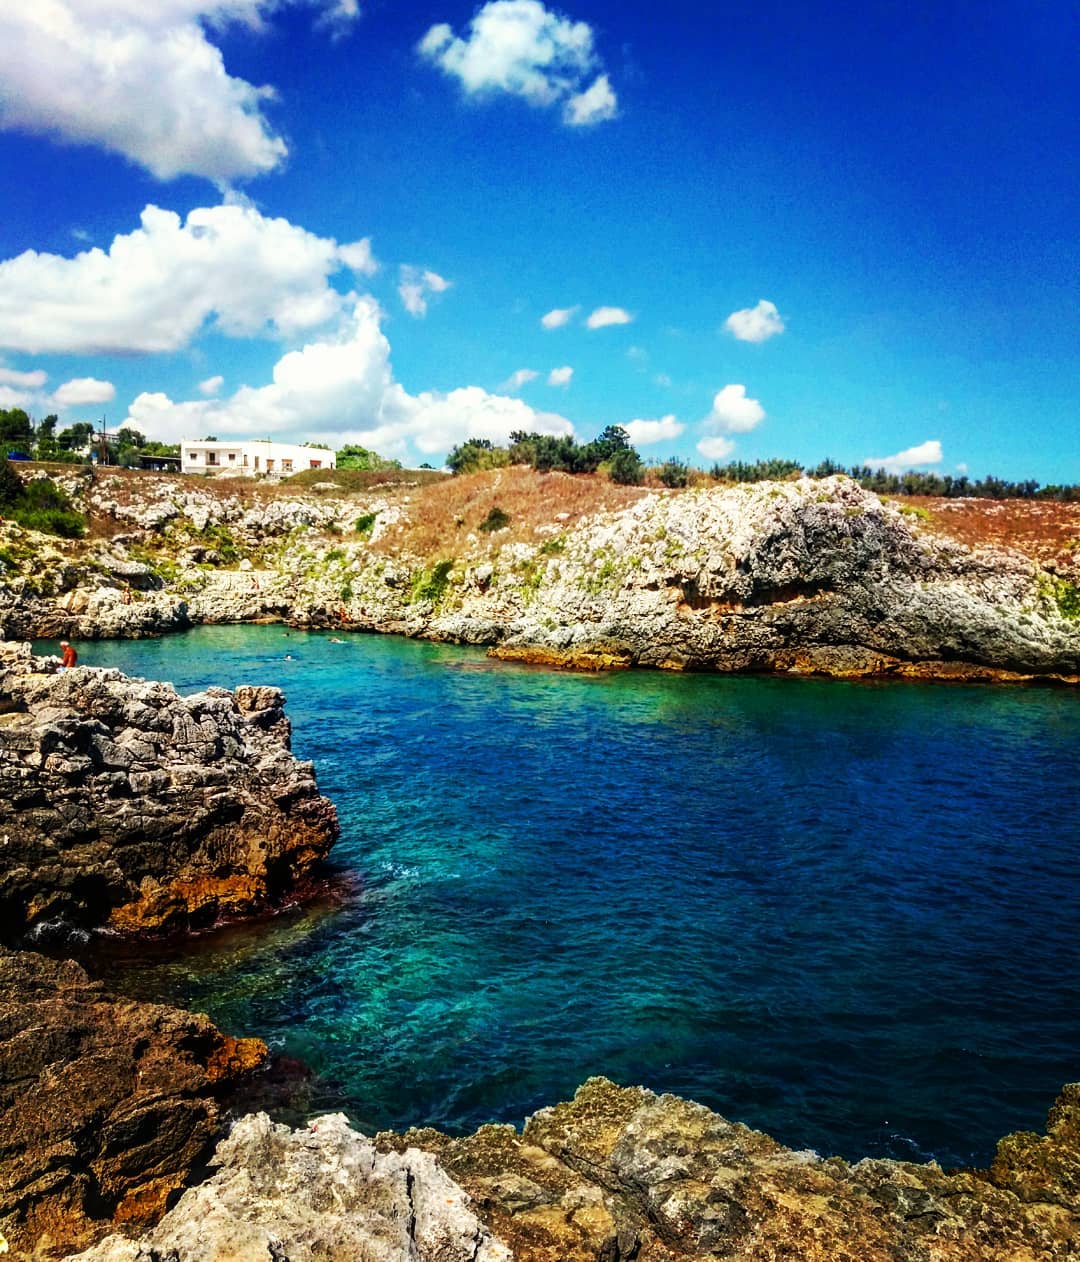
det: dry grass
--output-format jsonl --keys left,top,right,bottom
{"left": 897, "top": 496, "right": 1080, "bottom": 571}
{"left": 374, "top": 466, "right": 653, "bottom": 559}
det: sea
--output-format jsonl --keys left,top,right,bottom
{"left": 55, "top": 624, "right": 1080, "bottom": 1169}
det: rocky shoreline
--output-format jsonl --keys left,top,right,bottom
{"left": 3, "top": 471, "right": 1080, "bottom": 1258}
{"left": 1, "top": 465, "right": 1078, "bottom": 682}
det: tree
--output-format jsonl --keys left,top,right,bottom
{"left": 0, "top": 408, "right": 33, "bottom": 453}
{"left": 57, "top": 422, "right": 94, "bottom": 453}
{"left": 607, "top": 445, "right": 644, "bottom": 485}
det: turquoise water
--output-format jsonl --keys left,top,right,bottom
{"left": 64, "top": 625, "right": 1080, "bottom": 1167}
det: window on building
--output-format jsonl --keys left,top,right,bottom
{"left": 207, "top": 452, "right": 217, "bottom": 465}
{"left": 282, "top": 459, "right": 293, "bottom": 472}
{"left": 309, "top": 459, "right": 322, "bottom": 469}
{"left": 266, "top": 459, "right": 275, "bottom": 471}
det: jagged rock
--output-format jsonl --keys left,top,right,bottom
{"left": 68, "top": 1114, "right": 511, "bottom": 1262}
{"left": 0, "top": 643, "right": 338, "bottom": 940}
{"left": 0, "top": 949, "right": 267, "bottom": 1258}
{"left": 55, "top": 1076, "right": 1080, "bottom": 1262}
{"left": 384, "top": 1076, "right": 1080, "bottom": 1261}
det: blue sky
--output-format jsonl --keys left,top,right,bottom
{"left": 0, "top": 0, "right": 1076, "bottom": 479}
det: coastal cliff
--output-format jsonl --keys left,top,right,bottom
{"left": 67, "top": 1075, "right": 1080, "bottom": 1262}
{"left": 0, "top": 642, "right": 338, "bottom": 940}
{"left": 1, "top": 465, "right": 1078, "bottom": 680}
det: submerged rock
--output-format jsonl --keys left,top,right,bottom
{"left": 0, "top": 949, "right": 266, "bottom": 1258}
{"left": 0, "top": 643, "right": 338, "bottom": 940}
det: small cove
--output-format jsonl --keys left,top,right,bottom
{"left": 69, "top": 624, "right": 1080, "bottom": 1169}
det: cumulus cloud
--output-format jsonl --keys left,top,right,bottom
{"left": 696, "top": 435, "right": 736, "bottom": 462}
{"left": 418, "top": 0, "right": 617, "bottom": 126}
{"left": 723, "top": 299, "right": 785, "bottom": 343}
{"left": 704, "top": 384, "right": 765, "bottom": 433}
{"left": 864, "top": 439, "right": 943, "bottom": 474}
{"left": 53, "top": 377, "right": 116, "bottom": 407}
{"left": 540, "top": 305, "right": 577, "bottom": 329}
{"left": 0, "top": 2, "right": 360, "bottom": 184}
{"left": 399, "top": 266, "right": 452, "bottom": 317}
{"left": 564, "top": 73, "right": 617, "bottom": 126}
{"left": 0, "top": 202, "right": 373, "bottom": 355}
{"left": 624, "top": 415, "right": 684, "bottom": 447}
{"left": 500, "top": 367, "right": 539, "bottom": 392}
{"left": 198, "top": 375, "right": 224, "bottom": 397}
{"left": 0, "top": 367, "right": 47, "bottom": 389}
{"left": 586, "top": 306, "right": 632, "bottom": 330}
{"left": 124, "top": 298, "right": 572, "bottom": 462}
{"left": 547, "top": 366, "right": 573, "bottom": 386}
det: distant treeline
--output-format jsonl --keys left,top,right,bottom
{"left": 449, "top": 428, "right": 646, "bottom": 484}
{"left": 713, "top": 457, "right": 1080, "bottom": 501}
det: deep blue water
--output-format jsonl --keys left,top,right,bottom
{"left": 57, "top": 626, "right": 1080, "bottom": 1167}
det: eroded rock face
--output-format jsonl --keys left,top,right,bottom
{"left": 70, "top": 1113, "right": 511, "bottom": 1262}
{"left": 0, "top": 643, "right": 338, "bottom": 940}
{"left": 0, "top": 949, "right": 267, "bottom": 1258}
{"left": 60, "top": 1076, "right": 1080, "bottom": 1262}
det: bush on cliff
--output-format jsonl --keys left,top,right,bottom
{"left": 0, "top": 461, "right": 86, "bottom": 538}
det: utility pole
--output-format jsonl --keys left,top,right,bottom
{"left": 97, "top": 415, "right": 109, "bottom": 466}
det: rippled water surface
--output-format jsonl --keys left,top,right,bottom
{"left": 72, "top": 625, "right": 1080, "bottom": 1166}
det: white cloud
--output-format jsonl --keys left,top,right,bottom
{"left": 654, "top": 373, "right": 672, "bottom": 387}
{"left": 586, "top": 306, "right": 633, "bottom": 329}
{"left": 704, "top": 384, "right": 765, "bottom": 433}
{"left": 624, "top": 415, "right": 684, "bottom": 447}
{"left": 864, "top": 439, "right": 943, "bottom": 474}
{"left": 0, "top": 386, "right": 38, "bottom": 409}
{"left": 337, "top": 238, "right": 379, "bottom": 276}
{"left": 399, "top": 266, "right": 452, "bottom": 318}
{"left": 0, "top": 2, "right": 360, "bottom": 185}
{"left": 419, "top": 0, "right": 617, "bottom": 126}
{"left": 540, "top": 305, "right": 577, "bottom": 329}
{"left": 564, "top": 74, "right": 617, "bottom": 126}
{"left": 53, "top": 377, "right": 116, "bottom": 406}
{"left": 500, "top": 367, "right": 539, "bottom": 392}
{"left": 0, "top": 202, "right": 369, "bottom": 354}
{"left": 199, "top": 375, "right": 224, "bottom": 397}
{"left": 696, "top": 436, "right": 736, "bottom": 462}
{"left": 0, "top": 367, "right": 47, "bottom": 389}
{"left": 547, "top": 365, "right": 573, "bottom": 386}
{"left": 955, "top": 461, "right": 968, "bottom": 474}
{"left": 124, "top": 298, "right": 573, "bottom": 463}
{"left": 724, "top": 299, "right": 785, "bottom": 344}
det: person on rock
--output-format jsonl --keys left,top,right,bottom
{"left": 59, "top": 641, "right": 78, "bottom": 669}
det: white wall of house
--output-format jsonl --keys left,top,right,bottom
{"left": 180, "top": 440, "right": 336, "bottom": 476}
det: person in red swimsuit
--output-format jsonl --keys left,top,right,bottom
{"left": 60, "top": 641, "right": 77, "bottom": 668}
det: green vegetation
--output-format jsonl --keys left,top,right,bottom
{"left": 710, "top": 453, "right": 1080, "bottom": 501}
{"left": 1041, "top": 576, "right": 1080, "bottom": 619}
{"left": 478, "top": 505, "right": 511, "bottom": 532}
{"left": 657, "top": 458, "right": 690, "bottom": 488}
{"left": 0, "top": 460, "right": 86, "bottom": 537}
{"left": 199, "top": 523, "right": 240, "bottom": 563}
{"left": 899, "top": 503, "right": 932, "bottom": 521}
{"left": 355, "top": 512, "right": 378, "bottom": 537}
{"left": 448, "top": 425, "right": 645, "bottom": 484}
{"left": 411, "top": 559, "right": 455, "bottom": 605}
{"left": 335, "top": 443, "right": 401, "bottom": 471}
{"left": 539, "top": 535, "right": 566, "bottom": 556}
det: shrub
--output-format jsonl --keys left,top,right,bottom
{"left": 657, "top": 458, "right": 689, "bottom": 488}
{"left": 478, "top": 505, "right": 511, "bottom": 532}
{"left": 411, "top": 559, "right": 454, "bottom": 605}
{"left": 356, "top": 512, "right": 378, "bottom": 537}
{"left": 607, "top": 446, "right": 644, "bottom": 486}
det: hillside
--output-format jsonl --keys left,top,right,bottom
{"left": 1, "top": 464, "right": 1078, "bottom": 681}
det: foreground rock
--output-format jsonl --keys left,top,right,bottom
{"left": 0, "top": 643, "right": 338, "bottom": 941}
{"left": 71, "top": 1114, "right": 510, "bottom": 1262}
{"left": 69, "top": 1076, "right": 1080, "bottom": 1262}
{"left": 0, "top": 949, "right": 266, "bottom": 1258}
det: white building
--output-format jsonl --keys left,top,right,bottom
{"left": 180, "top": 439, "right": 336, "bottom": 477}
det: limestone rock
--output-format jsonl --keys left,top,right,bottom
{"left": 0, "top": 643, "right": 338, "bottom": 940}
{"left": 68, "top": 1113, "right": 511, "bottom": 1262}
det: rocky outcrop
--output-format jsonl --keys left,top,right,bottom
{"left": 70, "top": 1113, "right": 511, "bottom": 1262}
{"left": 3, "top": 468, "right": 1079, "bottom": 679}
{"left": 67, "top": 1076, "right": 1080, "bottom": 1262}
{"left": 0, "top": 643, "right": 338, "bottom": 941}
{"left": 0, "top": 949, "right": 267, "bottom": 1258}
